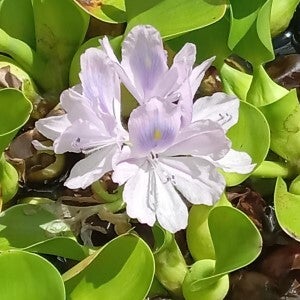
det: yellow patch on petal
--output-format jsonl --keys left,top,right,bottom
{"left": 153, "top": 129, "right": 162, "bottom": 141}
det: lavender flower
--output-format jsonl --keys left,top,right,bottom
{"left": 33, "top": 48, "right": 128, "bottom": 189}
{"left": 100, "top": 25, "right": 214, "bottom": 125}
{"left": 112, "top": 95, "right": 255, "bottom": 233}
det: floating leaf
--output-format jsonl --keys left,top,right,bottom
{"left": 0, "top": 251, "right": 65, "bottom": 300}
{"left": 0, "top": 88, "right": 32, "bottom": 154}
{"left": 223, "top": 100, "right": 270, "bottom": 186}
{"left": 152, "top": 225, "right": 187, "bottom": 296}
{"left": 228, "top": 0, "right": 274, "bottom": 66}
{"left": 0, "top": 0, "right": 35, "bottom": 48}
{"left": 191, "top": 206, "right": 262, "bottom": 290}
{"left": 125, "top": 0, "right": 227, "bottom": 40}
{"left": 274, "top": 177, "right": 300, "bottom": 241}
{"left": 187, "top": 194, "right": 231, "bottom": 261}
{"left": 0, "top": 203, "right": 88, "bottom": 260}
{"left": 167, "top": 12, "right": 231, "bottom": 69}
{"left": 63, "top": 234, "right": 154, "bottom": 300}
{"left": 73, "top": 0, "right": 126, "bottom": 23}
{"left": 260, "top": 89, "right": 300, "bottom": 163}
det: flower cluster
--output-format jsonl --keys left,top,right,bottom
{"left": 34, "top": 25, "right": 255, "bottom": 233}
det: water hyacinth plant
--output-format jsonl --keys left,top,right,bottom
{"left": 34, "top": 25, "right": 254, "bottom": 233}
{"left": 0, "top": 1, "right": 300, "bottom": 299}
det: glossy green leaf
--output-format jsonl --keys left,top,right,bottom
{"left": 125, "top": 0, "right": 227, "bottom": 40}
{"left": 191, "top": 206, "right": 262, "bottom": 290}
{"left": 220, "top": 63, "right": 252, "bottom": 100}
{"left": 228, "top": 0, "right": 274, "bottom": 66}
{"left": 32, "top": 0, "right": 90, "bottom": 94}
{"left": 260, "top": 89, "right": 300, "bottom": 163}
{"left": 183, "top": 259, "right": 229, "bottom": 300}
{"left": 152, "top": 225, "right": 187, "bottom": 296}
{"left": 187, "top": 194, "right": 231, "bottom": 261}
{"left": 246, "top": 64, "right": 288, "bottom": 107}
{"left": 0, "top": 88, "right": 32, "bottom": 154}
{"left": 274, "top": 177, "right": 300, "bottom": 241}
{"left": 73, "top": 0, "right": 126, "bottom": 23}
{"left": 223, "top": 100, "right": 270, "bottom": 186}
{"left": 0, "top": 0, "right": 35, "bottom": 48}
{"left": 0, "top": 251, "right": 65, "bottom": 300}
{"left": 0, "top": 204, "right": 88, "bottom": 260}
{"left": 167, "top": 12, "right": 231, "bottom": 69}
{"left": 63, "top": 234, "right": 154, "bottom": 300}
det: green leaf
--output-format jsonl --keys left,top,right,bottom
{"left": 274, "top": 177, "right": 300, "bottom": 241}
{"left": 125, "top": 0, "right": 227, "bottom": 40}
{"left": 63, "top": 234, "right": 154, "bottom": 300}
{"left": 191, "top": 206, "right": 262, "bottom": 290}
{"left": 187, "top": 194, "right": 231, "bottom": 261}
{"left": 0, "top": 0, "right": 35, "bottom": 48}
{"left": 167, "top": 12, "right": 231, "bottom": 69}
{"left": 73, "top": 0, "right": 126, "bottom": 23}
{"left": 260, "top": 89, "right": 300, "bottom": 163}
{"left": 0, "top": 204, "right": 88, "bottom": 260}
{"left": 228, "top": 0, "right": 274, "bottom": 65}
{"left": 223, "top": 100, "right": 270, "bottom": 186}
{"left": 246, "top": 64, "right": 288, "bottom": 107}
{"left": 220, "top": 63, "right": 252, "bottom": 100}
{"left": 152, "top": 226, "right": 187, "bottom": 296}
{"left": 0, "top": 88, "right": 32, "bottom": 154}
{"left": 0, "top": 251, "right": 65, "bottom": 300}
{"left": 183, "top": 259, "right": 229, "bottom": 300}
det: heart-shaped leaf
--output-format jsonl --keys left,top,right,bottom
{"left": 0, "top": 203, "right": 88, "bottom": 260}
{"left": 228, "top": 0, "right": 274, "bottom": 66}
{"left": 223, "top": 100, "right": 270, "bottom": 186}
{"left": 191, "top": 206, "right": 262, "bottom": 290}
{"left": 63, "top": 234, "right": 154, "bottom": 300}
{"left": 0, "top": 88, "right": 32, "bottom": 154}
{"left": 274, "top": 177, "right": 300, "bottom": 241}
{"left": 125, "top": 0, "right": 227, "bottom": 40}
{"left": 0, "top": 250, "right": 65, "bottom": 300}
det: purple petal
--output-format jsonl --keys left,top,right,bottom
{"left": 192, "top": 92, "right": 240, "bottom": 131}
{"left": 65, "top": 145, "right": 117, "bottom": 189}
{"left": 121, "top": 25, "right": 168, "bottom": 101}
{"left": 53, "top": 120, "right": 116, "bottom": 154}
{"left": 189, "top": 56, "right": 215, "bottom": 97}
{"left": 35, "top": 115, "right": 71, "bottom": 141}
{"left": 128, "top": 98, "right": 181, "bottom": 155}
{"left": 164, "top": 119, "right": 230, "bottom": 159}
{"left": 80, "top": 47, "right": 120, "bottom": 116}
{"left": 158, "top": 156, "right": 225, "bottom": 205}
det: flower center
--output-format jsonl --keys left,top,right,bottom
{"left": 153, "top": 129, "right": 162, "bottom": 141}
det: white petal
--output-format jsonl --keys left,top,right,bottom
{"left": 31, "top": 140, "right": 54, "bottom": 151}
{"left": 192, "top": 92, "right": 240, "bottom": 131}
{"left": 154, "top": 170, "right": 188, "bottom": 233}
{"left": 65, "top": 145, "right": 117, "bottom": 189}
{"left": 53, "top": 120, "right": 115, "bottom": 154}
{"left": 189, "top": 56, "right": 215, "bottom": 97}
{"left": 158, "top": 156, "right": 225, "bottom": 206}
{"left": 80, "top": 47, "right": 120, "bottom": 116}
{"left": 122, "top": 161, "right": 156, "bottom": 227}
{"left": 35, "top": 115, "right": 71, "bottom": 141}
{"left": 164, "top": 120, "right": 230, "bottom": 159}
{"left": 213, "top": 149, "right": 256, "bottom": 174}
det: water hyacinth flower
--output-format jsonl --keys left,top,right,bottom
{"left": 33, "top": 48, "right": 128, "bottom": 189}
{"left": 100, "top": 25, "right": 214, "bottom": 125}
{"left": 112, "top": 94, "right": 255, "bottom": 233}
